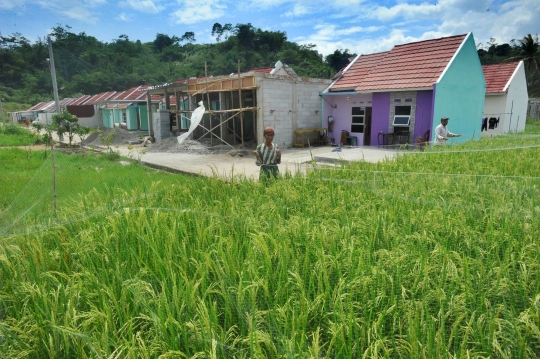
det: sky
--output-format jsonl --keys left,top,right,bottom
{"left": 0, "top": 0, "right": 539, "bottom": 57}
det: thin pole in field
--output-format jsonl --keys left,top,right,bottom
{"left": 50, "top": 134, "right": 57, "bottom": 217}
{"left": 238, "top": 60, "right": 244, "bottom": 146}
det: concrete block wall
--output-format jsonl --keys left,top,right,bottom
{"left": 153, "top": 109, "right": 171, "bottom": 142}
{"left": 256, "top": 75, "right": 331, "bottom": 147}
{"left": 389, "top": 91, "right": 417, "bottom": 139}
{"left": 78, "top": 115, "right": 100, "bottom": 128}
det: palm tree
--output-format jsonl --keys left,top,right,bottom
{"left": 518, "top": 34, "right": 539, "bottom": 86}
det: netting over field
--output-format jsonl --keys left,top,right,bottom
{"left": 1, "top": 135, "right": 540, "bottom": 358}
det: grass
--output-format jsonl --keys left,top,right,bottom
{"left": 0, "top": 123, "right": 37, "bottom": 146}
{"left": 1, "top": 121, "right": 540, "bottom": 358}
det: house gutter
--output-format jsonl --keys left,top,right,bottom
{"left": 355, "top": 87, "right": 433, "bottom": 94}
{"left": 319, "top": 91, "right": 358, "bottom": 96}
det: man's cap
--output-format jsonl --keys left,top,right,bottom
{"left": 441, "top": 117, "right": 449, "bottom": 121}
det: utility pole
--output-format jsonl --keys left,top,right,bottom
{"left": 47, "top": 36, "right": 61, "bottom": 114}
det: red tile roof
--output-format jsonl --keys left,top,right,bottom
{"left": 357, "top": 34, "right": 467, "bottom": 91}
{"left": 110, "top": 85, "right": 150, "bottom": 101}
{"left": 28, "top": 102, "right": 49, "bottom": 111}
{"left": 85, "top": 91, "right": 117, "bottom": 105}
{"left": 70, "top": 95, "right": 92, "bottom": 106}
{"left": 329, "top": 34, "right": 467, "bottom": 92}
{"left": 482, "top": 62, "right": 519, "bottom": 94}
{"left": 249, "top": 67, "right": 274, "bottom": 73}
{"left": 331, "top": 52, "right": 389, "bottom": 91}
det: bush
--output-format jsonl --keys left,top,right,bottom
{"left": 0, "top": 123, "right": 25, "bottom": 135}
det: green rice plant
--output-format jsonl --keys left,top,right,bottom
{"left": 1, "top": 125, "right": 540, "bottom": 358}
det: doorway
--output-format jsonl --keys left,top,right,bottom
{"left": 364, "top": 107, "right": 372, "bottom": 146}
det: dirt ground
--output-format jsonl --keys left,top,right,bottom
{"left": 10, "top": 127, "right": 255, "bottom": 159}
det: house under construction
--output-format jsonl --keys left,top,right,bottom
{"left": 146, "top": 61, "right": 332, "bottom": 148}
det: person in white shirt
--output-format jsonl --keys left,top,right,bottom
{"left": 435, "top": 117, "right": 461, "bottom": 145}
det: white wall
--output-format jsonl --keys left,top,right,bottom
{"left": 482, "top": 61, "right": 528, "bottom": 136}
{"left": 505, "top": 61, "right": 528, "bottom": 133}
{"left": 482, "top": 94, "right": 507, "bottom": 137}
{"left": 256, "top": 75, "right": 331, "bottom": 147}
{"left": 37, "top": 112, "right": 56, "bottom": 125}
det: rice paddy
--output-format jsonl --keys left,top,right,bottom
{"left": 1, "top": 124, "right": 540, "bottom": 358}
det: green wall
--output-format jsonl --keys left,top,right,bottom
{"left": 113, "top": 109, "right": 122, "bottom": 124}
{"left": 432, "top": 33, "right": 485, "bottom": 143}
{"left": 139, "top": 105, "right": 149, "bottom": 131}
{"left": 126, "top": 106, "right": 138, "bottom": 130}
{"left": 101, "top": 108, "right": 114, "bottom": 128}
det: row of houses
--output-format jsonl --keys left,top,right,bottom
{"left": 9, "top": 32, "right": 529, "bottom": 148}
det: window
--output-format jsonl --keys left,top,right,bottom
{"left": 351, "top": 107, "right": 365, "bottom": 133}
{"left": 393, "top": 105, "right": 411, "bottom": 126}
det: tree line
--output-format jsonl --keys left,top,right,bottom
{"left": 476, "top": 34, "right": 539, "bottom": 92}
{"left": 0, "top": 24, "right": 538, "bottom": 112}
{"left": 0, "top": 24, "right": 353, "bottom": 109}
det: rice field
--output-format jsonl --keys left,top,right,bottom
{"left": 1, "top": 124, "right": 540, "bottom": 358}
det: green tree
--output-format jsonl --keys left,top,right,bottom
{"left": 52, "top": 109, "right": 79, "bottom": 146}
{"left": 326, "top": 49, "right": 356, "bottom": 73}
{"left": 517, "top": 34, "right": 539, "bottom": 85}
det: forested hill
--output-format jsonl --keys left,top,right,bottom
{"left": 0, "top": 24, "right": 538, "bottom": 110}
{"left": 0, "top": 24, "right": 353, "bottom": 107}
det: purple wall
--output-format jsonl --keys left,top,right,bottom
{"left": 414, "top": 90, "right": 434, "bottom": 141}
{"left": 370, "top": 92, "right": 391, "bottom": 145}
{"left": 322, "top": 93, "right": 373, "bottom": 145}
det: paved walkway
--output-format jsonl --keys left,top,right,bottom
{"left": 114, "top": 144, "right": 400, "bottom": 180}
{"left": 38, "top": 127, "right": 400, "bottom": 180}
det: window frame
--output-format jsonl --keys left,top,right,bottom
{"left": 351, "top": 106, "right": 365, "bottom": 133}
{"left": 393, "top": 105, "right": 411, "bottom": 126}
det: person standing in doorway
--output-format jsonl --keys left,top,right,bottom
{"left": 435, "top": 117, "right": 462, "bottom": 145}
{"left": 253, "top": 127, "right": 281, "bottom": 180}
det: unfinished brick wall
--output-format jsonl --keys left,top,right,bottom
{"left": 256, "top": 74, "right": 331, "bottom": 147}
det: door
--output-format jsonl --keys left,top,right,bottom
{"left": 364, "top": 107, "right": 372, "bottom": 146}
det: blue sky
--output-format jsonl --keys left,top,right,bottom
{"left": 1, "top": 0, "right": 538, "bottom": 57}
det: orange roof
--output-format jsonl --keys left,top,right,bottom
{"left": 356, "top": 34, "right": 467, "bottom": 91}
{"left": 482, "top": 62, "right": 519, "bottom": 94}
{"left": 331, "top": 52, "right": 389, "bottom": 90}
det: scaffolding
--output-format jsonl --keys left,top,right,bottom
{"left": 146, "top": 61, "right": 259, "bottom": 148}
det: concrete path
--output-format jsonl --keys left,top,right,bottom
{"left": 36, "top": 126, "right": 400, "bottom": 180}
{"left": 114, "top": 144, "right": 400, "bottom": 180}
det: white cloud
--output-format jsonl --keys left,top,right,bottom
{"left": 61, "top": 6, "right": 99, "bottom": 23}
{"left": 119, "top": 0, "right": 164, "bottom": 14}
{"left": 0, "top": 0, "right": 26, "bottom": 10}
{"left": 283, "top": 3, "right": 311, "bottom": 17}
{"left": 296, "top": 27, "right": 422, "bottom": 56}
{"left": 170, "top": 0, "right": 226, "bottom": 24}
{"left": 116, "top": 12, "right": 135, "bottom": 21}
{"left": 32, "top": 0, "right": 107, "bottom": 23}
{"left": 294, "top": 24, "right": 383, "bottom": 45}
{"left": 292, "top": 0, "right": 540, "bottom": 56}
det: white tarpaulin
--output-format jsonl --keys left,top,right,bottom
{"left": 177, "top": 101, "right": 206, "bottom": 144}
